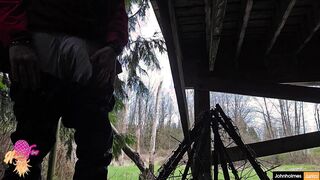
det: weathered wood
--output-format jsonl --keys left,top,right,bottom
{"left": 168, "top": 0, "right": 191, "bottom": 144}
{"left": 193, "top": 90, "right": 212, "bottom": 179}
{"left": 215, "top": 106, "right": 270, "bottom": 180}
{"left": 265, "top": 0, "right": 296, "bottom": 55}
{"left": 234, "top": 0, "right": 253, "bottom": 63}
{"left": 211, "top": 116, "right": 230, "bottom": 180}
{"left": 212, "top": 116, "right": 219, "bottom": 180}
{"left": 151, "top": 0, "right": 191, "bottom": 145}
{"left": 208, "top": 0, "right": 228, "bottom": 71}
{"left": 214, "top": 131, "right": 320, "bottom": 162}
{"left": 204, "top": 0, "right": 212, "bottom": 48}
{"left": 187, "top": 77, "right": 320, "bottom": 104}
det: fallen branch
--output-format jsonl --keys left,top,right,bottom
{"left": 111, "top": 124, "right": 156, "bottom": 179}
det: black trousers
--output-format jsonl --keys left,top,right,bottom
{"left": 3, "top": 32, "right": 116, "bottom": 180}
{"left": 3, "top": 74, "right": 114, "bottom": 180}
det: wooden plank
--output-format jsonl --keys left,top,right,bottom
{"left": 181, "top": 32, "right": 206, "bottom": 40}
{"left": 175, "top": 7, "right": 205, "bottom": 17}
{"left": 186, "top": 77, "right": 320, "bottom": 104}
{"left": 213, "top": 131, "right": 320, "bottom": 162}
{"left": 247, "top": 11, "right": 273, "bottom": 20}
{"left": 234, "top": 0, "right": 253, "bottom": 62}
{"left": 180, "top": 24, "right": 205, "bottom": 33}
{"left": 179, "top": 16, "right": 205, "bottom": 25}
{"left": 247, "top": 19, "right": 270, "bottom": 28}
{"left": 150, "top": 0, "right": 191, "bottom": 142}
{"left": 265, "top": 0, "right": 296, "bottom": 55}
{"left": 174, "top": 0, "right": 204, "bottom": 8}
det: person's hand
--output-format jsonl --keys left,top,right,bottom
{"left": 9, "top": 45, "right": 40, "bottom": 89}
{"left": 90, "top": 46, "right": 117, "bottom": 88}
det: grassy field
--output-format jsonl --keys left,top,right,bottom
{"left": 108, "top": 164, "right": 320, "bottom": 180}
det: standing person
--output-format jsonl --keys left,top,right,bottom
{"left": 0, "top": 0, "right": 128, "bottom": 179}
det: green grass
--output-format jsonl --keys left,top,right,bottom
{"left": 108, "top": 165, "right": 141, "bottom": 180}
{"left": 108, "top": 164, "right": 320, "bottom": 180}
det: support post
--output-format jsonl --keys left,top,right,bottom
{"left": 192, "top": 90, "right": 212, "bottom": 179}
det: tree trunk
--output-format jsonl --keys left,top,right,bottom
{"left": 167, "top": 102, "right": 173, "bottom": 150}
{"left": 294, "top": 102, "right": 299, "bottom": 135}
{"left": 149, "top": 82, "right": 162, "bottom": 173}
{"left": 263, "top": 98, "right": 274, "bottom": 139}
{"left": 279, "top": 100, "right": 288, "bottom": 136}
{"left": 297, "top": 102, "right": 302, "bottom": 135}
{"left": 119, "top": 103, "right": 128, "bottom": 165}
{"left": 301, "top": 104, "right": 305, "bottom": 133}
{"left": 143, "top": 88, "right": 151, "bottom": 152}
{"left": 136, "top": 97, "right": 142, "bottom": 154}
{"left": 315, "top": 105, "right": 320, "bottom": 131}
{"left": 285, "top": 101, "right": 292, "bottom": 135}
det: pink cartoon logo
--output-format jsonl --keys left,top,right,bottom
{"left": 3, "top": 140, "right": 40, "bottom": 177}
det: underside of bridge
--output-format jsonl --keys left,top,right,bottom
{"left": 151, "top": 0, "right": 320, "bottom": 178}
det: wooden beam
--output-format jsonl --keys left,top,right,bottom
{"left": 234, "top": 0, "right": 253, "bottom": 63}
{"left": 265, "top": 0, "right": 296, "bottom": 55}
{"left": 296, "top": 6, "right": 320, "bottom": 54}
{"left": 213, "top": 131, "right": 320, "bottom": 163}
{"left": 150, "top": 0, "right": 191, "bottom": 141}
{"left": 187, "top": 77, "right": 320, "bottom": 104}
{"left": 193, "top": 90, "right": 212, "bottom": 179}
{"left": 204, "top": 0, "right": 212, "bottom": 49}
{"left": 208, "top": 0, "right": 228, "bottom": 71}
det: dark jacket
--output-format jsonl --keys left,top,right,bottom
{"left": 0, "top": 0, "right": 128, "bottom": 47}
{"left": 0, "top": 0, "right": 128, "bottom": 72}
